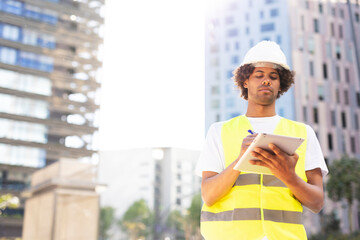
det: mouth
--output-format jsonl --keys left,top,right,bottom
{"left": 258, "top": 87, "right": 273, "bottom": 93}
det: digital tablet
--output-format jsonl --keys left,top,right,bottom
{"left": 233, "top": 133, "right": 304, "bottom": 175}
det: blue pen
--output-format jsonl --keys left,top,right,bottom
{"left": 248, "top": 129, "right": 255, "bottom": 135}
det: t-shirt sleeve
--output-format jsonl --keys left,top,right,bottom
{"left": 305, "top": 125, "right": 329, "bottom": 176}
{"left": 195, "top": 122, "right": 225, "bottom": 177}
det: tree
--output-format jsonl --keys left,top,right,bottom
{"left": 119, "top": 199, "right": 153, "bottom": 240}
{"left": 326, "top": 156, "right": 360, "bottom": 233}
{"left": 184, "top": 193, "right": 202, "bottom": 240}
{"left": 99, "top": 206, "right": 116, "bottom": 240}
{"left": 166, "top": 210, "right": 185, "bottom": 239}
{"left": 0, "top": 194, "right": 19, "bottom": 215}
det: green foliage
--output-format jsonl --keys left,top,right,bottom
{"left": 99, "top": 206, "right": 115, "bottom": 240}
{"left": 326, "top": 156, "right": 360, "bottom": 205}
{"left": 187, "top": 193, "right": 201, "bottom": 227}
{"left": 0, "top": 194, "right": 20, "bottom": 216}
{"left": 166, "top": 210, "right": 185, "bottom": 238}
{"left": 326, "top": 156, "right": 360, "bottom": 232}
{"left": 120, "top": 199, "right": 154, "bottom": 240}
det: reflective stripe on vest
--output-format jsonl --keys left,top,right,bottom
{"left": 201, "top": 208, "right": 302, "bottom": 224}
{"left": 200, "top": 115, "right": 308, "bottom": 240}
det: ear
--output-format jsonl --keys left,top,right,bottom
{"left": 243, "top": 80, "right": 248, "bottom": 88}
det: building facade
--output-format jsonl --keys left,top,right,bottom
{"left": 98, "top": 148, "right": 201, "bottom": 240}
{"left": 204, "top": 0, "right": 360, "bottom": 235}
{"left": 0, "top": 0, "right": 104, "bottom": 237}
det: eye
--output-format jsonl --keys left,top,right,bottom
{"left": 255, "top": 75, "right": 263, "bottom": 79}
{"left": 270, "top": 76, "right": 278, "bottom": 80}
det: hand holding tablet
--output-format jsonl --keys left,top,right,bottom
{"left": 233, "top": 133, "right": 305, "bottom": 175}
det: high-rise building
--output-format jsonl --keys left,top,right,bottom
{"left": 0, "top": 0, "right": 104, "bottom": 237}
{"left": 204, "top": 0, "right": 360, "bottom": 234}
{"left": 99, "top": 147, "right": 201, "bottom": 240}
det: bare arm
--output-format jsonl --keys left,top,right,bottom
{"left": 250, "top": 144, "right": 324, "bottom": 213}
{"left": 201, "top": 134, "right": 257, "bottom": 207}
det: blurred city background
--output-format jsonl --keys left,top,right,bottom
{"left": 0, "top": 0, "right": 360, "bottom": 240}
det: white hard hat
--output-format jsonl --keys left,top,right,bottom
{"left": 240, "top": 41, "right": 290, "bottom": 70}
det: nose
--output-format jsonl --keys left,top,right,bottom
{"left": 262, "top": 79, "right": 271, "bottom": 86}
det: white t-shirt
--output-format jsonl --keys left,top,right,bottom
{"left": 196, "top": 115, "right": 328, "bottom": 177}
{"left": 196, "top": 115, "right": 328, "bottom": 240}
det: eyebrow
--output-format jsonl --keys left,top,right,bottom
{"left": 255, "top": 70, "right": 279, "bottom": 75}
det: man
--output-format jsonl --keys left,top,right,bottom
{"left": 195, "top": 41, "right": 328, "bottom": 240}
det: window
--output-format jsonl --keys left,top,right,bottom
{"left": 341, "top": 112, "right": 346, "bottom": 128}
{"left": 300, "top": 15, "right": 305, "bottom": 31}
{"left": 355, "top": 13, "right": 359, "bottom": 22}
{"left": 211, "top": 86, "right": 220, "bottom": 95}
{"left": 309, "top": 61, "right": 314, "bottom": 76}
{"left": 326, "top": 42, "right": 332, "bottom": 58}
{"left": 260, "top": 11, "right": 264, "bottom": 19}
{"left": 234, "top": 42, "right": 239, "bottom": 50}
{"left": 331, "top": 110, "right": 336, "bottom": 126}
{"left": 355, "top": 114, "right": 359, "bottom": 130}
{"left": 227, "top": 70, "right": 233, "bottom": 78}
{"left": 344, "top": 90, "right": 349, "bottom": 105}
{"left": 303, "top": 106, "right": 307, "bottom": 122}
{"left": 231, "top": 55, "right": 239, "bottom": 64}
{"left": 336, "top": 66, "right": 340, "bottom": 81}
{"left": 0, "top": 46, "right": 17, "bottom": 65}
{"left": 298, "top": 37, "right": 304, "bottom": 51}
{"left": 313, "top": 107, "right": 319, "bottom": 124}
{"left": 211, "top": 99, "right": 220, "bottom": 109}
{"left": 176, "top": 186, "right": 181, "bottom": 193}
{"left": 265, "top": 0, "right": 276, "bottom": 3}
{"left": 24, "top": 4, "right": 41, "bottom": 20}
{"left": 276, "top": 35, "right": 281, "bottom": 44}
{"left": 270, "top": 9, "right": 279, "bottom": 17}
{"left": 2, "top": 0, "right": 23, "bottom": 15}
{"left": 176, "top": 198, "right": 181, "bottom": 206}
{"left": 340, "top": 9, "right": 344, "bottom": 18}
{"left": 328, "top": 134, "right": 333, "bottom": 151}
{"left": 357, "top": 92, "right": 360, "bottom": 107}
{"left": 345, "top": 68, "right": 350, "bottom": 83}
{"left": 330, "top": 23, "right": 335, "bottom": 37}
{"left": 1, "top": 24, "right": 20, "bottom": 41}
{"left": 313, "top": 19, "right": 319, "bottom": 33}
{"left": 308, "top": 37, "right": 315, "bottom": 54}
{"left": 336, "top": 44, "right": 341, "bottom": 60}
{"left": 246, "top": 27, "right": 250, "bottom": 35}
{"left": 350, "top": 137, "right": 356, "bottom": 153}
{"left": 336, "top": 89, "right": 340, "bottom": 103}
{"left": 261, "top": 23, "right": 275, "bottom": 32}
{"left": 339, "top": 25, "right": 343, "bottom": 39}
{"left": 318, "top": 85, "right": 324, "bottom": 101}
{"left": 323, "top": 63, "right": 328, "bottom": 79}
{"left": 225, "top": 43, "right": 230, "bottom": 51}
{"left": 332, "top": 8, "right": 336, "bottom": 17}
{"left": 227, "top": 29, "right": 238, "bottom": 37}
{"left": 319, "top": 3, "right": 323, "bottom": 13}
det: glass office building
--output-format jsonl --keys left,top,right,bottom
{"left": 0, "top": 0, "right": 104, "bottom": 237}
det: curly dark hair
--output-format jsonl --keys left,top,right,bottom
{"left": 232, "top": 64, "right": 296, "bottom": 100}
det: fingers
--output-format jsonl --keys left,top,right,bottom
{"left": 250, "top": 151, "right": 275, "bottom": 168}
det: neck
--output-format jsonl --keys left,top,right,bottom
{"left": 245, "top": 101, "right": 276, "bottom": 117}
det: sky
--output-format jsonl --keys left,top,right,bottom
{"left": 98, "top": 0, "right": 206, "bottom": 151}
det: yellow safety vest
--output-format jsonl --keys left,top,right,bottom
{"left": 201, "top": 115, "right": 308, "bottom": 240}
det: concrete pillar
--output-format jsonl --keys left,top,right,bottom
{"left": 22, "top": 159, "right": 105, "bottom": 240}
